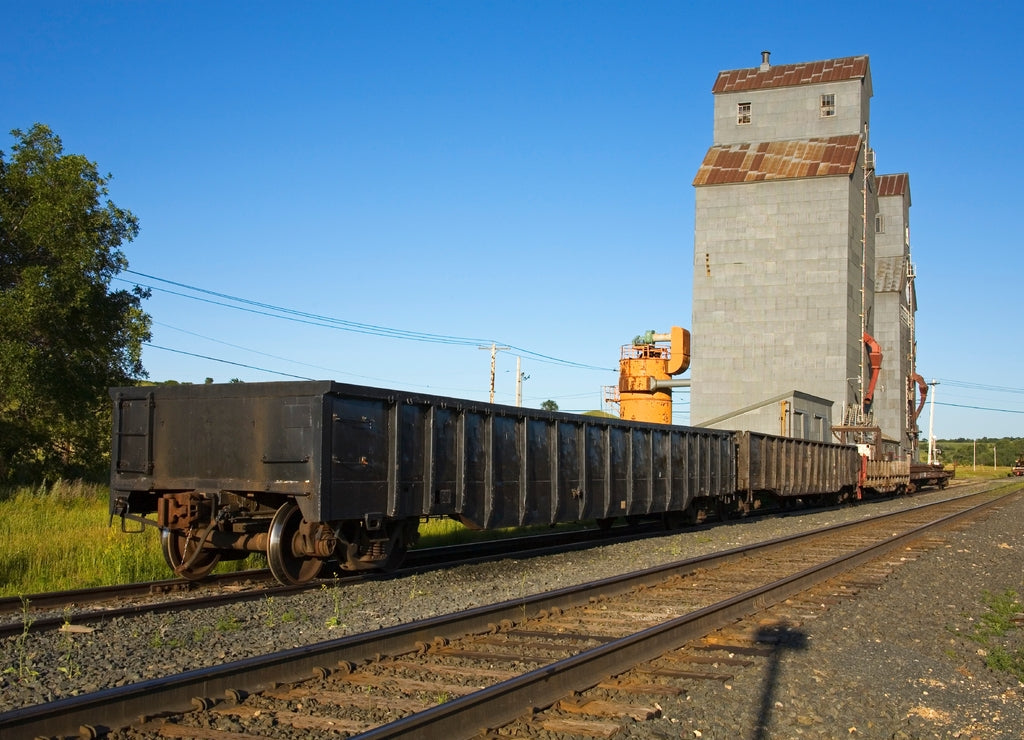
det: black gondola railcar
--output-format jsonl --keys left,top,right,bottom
{"left": 110, "top": 381, "right": 738, "bottom": 584}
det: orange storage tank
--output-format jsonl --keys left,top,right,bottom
{"left": 617, "top": 327, "right": 690, "bottom": 425}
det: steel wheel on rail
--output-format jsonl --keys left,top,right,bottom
{"left": 161, "top": 529, "right": 221, "bottom": 580}
{"left": 267, "top": 500, "right": 325, "bottom": 585}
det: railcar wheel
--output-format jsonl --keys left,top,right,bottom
{"left": 161, "top": 529, "right": 221, "bottom": 580}
{"left": 268, "top": 501, "right": 325, "bottom": 585}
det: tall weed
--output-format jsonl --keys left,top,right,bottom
{"left": 0, "top": 481, "right": 256, "bottom": 595}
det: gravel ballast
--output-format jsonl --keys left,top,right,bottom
{"left": 2, "top": 485, "right": 1022, "bottom": 739}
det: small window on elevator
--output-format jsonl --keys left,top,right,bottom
{"left": 737, "top": 102, "right": 751, "bottom": 125}
{"left": 820, "top": 93, "right": 836, "bottom": 117}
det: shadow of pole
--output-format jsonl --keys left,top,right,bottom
{"left": 752, "top": 621, "right": 808, "bottom": 740}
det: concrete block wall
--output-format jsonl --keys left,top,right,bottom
{"left": 873, "top": 186, "right": 914, "bottom": 448}
{"left": 713, "top": 78, "right": 868, "bottom": 145}
{"left": 873, "top": 289, "right": 912, "bottom": 445}
{"left": 691, "top": 174, "right": 870, "bottom": 427}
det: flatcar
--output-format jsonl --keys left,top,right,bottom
{"left": 109, "top": 381, "right": 885, "bottom": 585}
{"left": 909, "top": 461, "right": 953, "bottom": 490}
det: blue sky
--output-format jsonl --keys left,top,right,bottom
{"left": 3, "top": 1, "right": 1021, "bottom": 440}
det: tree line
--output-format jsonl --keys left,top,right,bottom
{"left": 935, "top": 438, "right": 1024, "bottom": 468}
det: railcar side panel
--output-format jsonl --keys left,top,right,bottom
{"left": 554, "top": 421, "right": 583, "bottom": 522}
{"left": 583, "top": 424, "right": 611, "bottom": 519}
{"left": 862, "top": 458, "right": 911, "bottom": 494}
{"left": 651, "top": 429, "right": 670, "bottom": 514}
{"left": 734, "top": 430, "right": 860, "bottom": 498}
{"left": 327, "top": 395, "right": 389, "bottom": 521}
{"left": 459, "top": 411, "right": 488, "bottom": 525}
{"left": 608, "top": 426, "right": 630, "bottom": 516}
{"left": 526, "top": 418, "right": 554, "bottom": 525}
{"left": 110, "top": 382, "right": 334, "bottom": 519}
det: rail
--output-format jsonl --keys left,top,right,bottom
{"left": 1, "top": 486, "right": 1014, "bottom": 739}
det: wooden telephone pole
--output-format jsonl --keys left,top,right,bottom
{"left": 478, "top": 343, "right": 509, "bottom": 403}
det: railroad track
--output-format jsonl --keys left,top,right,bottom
{"left": 2, "top": 479, "right": 987, "bottom": 637}
{"left": 3, "top": 485, "right": 1014, "bottom": 739}
{"left": 0, "top": 520, "right": 669, "bottom": 638}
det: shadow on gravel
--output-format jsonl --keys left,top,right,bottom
{"left": 753, "top": 622, "right": 808, "bottom": 740}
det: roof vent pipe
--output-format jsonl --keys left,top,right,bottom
{"left": 760, "top": 50, "right": 771, "bottom": 71}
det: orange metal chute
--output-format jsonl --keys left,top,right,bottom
{"left": 910, "top": 373, "right": 927, "bottom": 422}
{"left": 666, "top": 326, "right": 691, "bottom": 376}
{"left": 862, "top": 332, "right": 883, "bottom": 414}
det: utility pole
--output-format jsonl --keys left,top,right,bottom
{"left": 478, "top": 343, "right": 509, "bottom": 404}
{"left": 514, "top": 356, "right": 529, "bottom": 407}
{"left": 927, "top": 379, "right": 939, "bottom": 464}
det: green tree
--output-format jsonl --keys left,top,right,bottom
{"left": 0, "top": 124, "right": 151, "bottom": 481}
{"left": 540, "top": 400, "right": 559, "bottom": 412}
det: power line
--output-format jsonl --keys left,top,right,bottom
{"left": 144, "top": 344, "right": 314, "bottom": 380}
{"left": 150, "top": 322, "right": 493, "bottom": 394}
{"left": 122, "top": 270, "right": 613, "bottom": 372}
{"left": 127, "top": 280, "right": 477, "bottom": 345}
{"left": 937, "top": 379, "right": 1024, "bottom": 395}
{"left": 936, "top": 401, "right": 1024, "bottom": 415}
{"left": 154, "top": 322, "right": 337, "bottom": 373}
{"left": 129, "top": 271, "right": 483, "bottom": 344}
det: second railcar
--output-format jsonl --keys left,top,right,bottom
{"left": 863, "top": 458, "right": 912, "bottom": 495}
{"left": 110, "top": 381, "right": 737, "bottom": 584}
{"left": 734, "top": 430, "right": 861, "bottom": 510}
{"left": 908, "top": 462, "right": 953, "bottom": 491}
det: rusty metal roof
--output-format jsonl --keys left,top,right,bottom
{"left": 876, "top": 256, "right": 907, "bottom": 293}
{"left": 877, "top": 173, "right": 909, "bottom": 197}
{"left": 712, "top": 55, "right": 869, "bottom": 94}
{"left": 693, "top": 135, "right": 862, "bottom": 186}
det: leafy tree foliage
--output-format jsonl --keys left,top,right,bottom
{"left": 540, "top": 400, "right": 559, "bottom": 412}
{"left": 0, "top": 124, "right": 151, "bottom": 481}
{"left": 935, "top": 438, "right": 1024, "bottom": 468}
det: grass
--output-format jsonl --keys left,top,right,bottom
{"left": 414, "top": 517, "right": 585, "bottom": 547}
{"left": 0, "top": 480, "right": 585, "bottom": 597}
{"left": 0, "top": 480, "right": 164, "bottom": 596}
{"left": 947, "top": 464, "right": 1023, "bottom": 481}
{"left": 965, "top": 590, "right": 1024, "bottom": 682}
{"left": 0, "top": 480, "right": 256, "bottom": 597}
